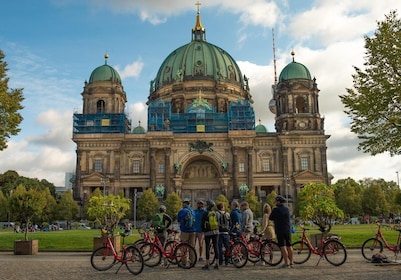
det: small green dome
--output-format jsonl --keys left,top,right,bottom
{"left": 255, "top": 124, "right": 268, "bottom": 133}
{"left": 279, "top": 61, "right": 311, "bottom": 82}
{"left": 132, "top": 125, "right": 146, "bottom": 134}
{"left": 89, "top": 57, "right": 121, "bottom": 83}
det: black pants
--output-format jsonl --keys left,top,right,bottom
{"left": 204, "top": 234, "right": 219, "bottom": 263}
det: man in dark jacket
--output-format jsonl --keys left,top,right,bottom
{"left": 269, "top": 195, "right": 294, "bottom": 268}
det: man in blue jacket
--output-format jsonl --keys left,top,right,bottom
{"left": 177, "top": 198, "right": 196, "bottom": 249}
{"left": 229, "top": 200, "right": 242, "bottom": 235}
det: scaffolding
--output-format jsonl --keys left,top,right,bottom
{"left": 73, "top": 113, "right": 131, "bottom": 134}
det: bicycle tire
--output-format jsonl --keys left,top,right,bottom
{"left": 139, "top": 242, "right": 162, "bottom": 267}
{"left": 90, "top": 246, "right": 116, "bottom": 271}
{"left": 323, "top": 239, "right": 347, "bottom": 266}
{"left": 165, "top": 240, "right": 179, "bottom": 264}
{"left": 124, "top": 245, "right": 144, "bottom": 275}
{"left": 247, "top": 240, "right": 261, "bottom": 263}
{"left": 261, "top": 240, "right": 283, "bottom": 266}
{"left": 292, "top": 240, "right": 311, "bottom": 264}
{"left": 361, "top": 238, "right": 383, "bottom": 261}
{"left": 229, "top": 241, "right": 248, "bottom": 268}
{"left": 174, "top": 243, "right": 197, "bottom": 269}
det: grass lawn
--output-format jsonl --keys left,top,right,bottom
{"left": 0, "top": 223, "right": 400, "bottom": 250}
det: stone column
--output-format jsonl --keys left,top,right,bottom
{"left": 247, "top": 146, "right": 253, "bottom": 190}
{"left": 232, "top": 147, "right": 238, "bottom": 198}
{"left": 150, "top": 148, "right": 156, "bottom": 190}
{"left": 164, "top": 148, "right": 171, "bottom": 195}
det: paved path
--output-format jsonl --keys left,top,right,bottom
{"left": 0, "top": 249, "right": 400, "bottom": 280}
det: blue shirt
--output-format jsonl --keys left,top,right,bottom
{"left": 177, "top": 205, "right": 196, "bottom": 233}
{"left": 230, "top": 208, "right": 242, "bottom": 234}
{"left": 194, "top": 208, "right": 207, "bottom": 232}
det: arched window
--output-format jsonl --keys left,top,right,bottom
{"left": 97, "top": 100, "right": 106, "bottom": 113}
{"left": 295, "top": 96, "right": 306, "bottom": 113}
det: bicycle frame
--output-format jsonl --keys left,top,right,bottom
{"left": 373, "top": 224, "right": 401, "bottom": 252}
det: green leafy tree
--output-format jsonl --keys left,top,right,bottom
{"left": 332, "top": 178, "right": 363, "bottom": 217}
{"left": 57, "top": 190, "right": 79, "bottom": 222}
{"left": 0, "top": 50, "right": 24, "bottom": 151}
{"left": 215, "top": 193, "right": 230, "bottom": 212}
{"left": 136, "top": 189, "right": 158, "bottom": 221}
{"left": 361, "top": 184, "right": 389, "bottom": 216}
{"left": 266, "top": 190, "right": 277, "bottom": 208}
{"left": 8, "top": 185, "right": 46, "bottom": 240}
{"left": 340, "top": 10, "right": 401, "bottom": 155}
{"left": 0, "top": 190, "right": 8, "bottom": 221}
{"left": 40, "top": 188, "right": 58, "bottom": 223}
{"left": 0, "top": 170, "right": 20, "bottom": 195}
{"left": 296, "top": 183, "right": 344, "bottom": 231}
{"left": 86, "top": 194, "right": 131, "bottom": 234}
{"left": 164, "top": 192, "right": 182, "bottom": 221}
{"left": 245, "top": 190, "right": 261, "bottom": 218}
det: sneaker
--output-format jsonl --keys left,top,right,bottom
{"left": 280, "top": 264, "right": 291, "bottom": 269}
{"left": 198, "top": 257, "right": 204, "bottom": 262}
{"left": 214, "top": 264, "right": 219, "bottom": 270}
{"left": 202, "top": 264, "right": 210, "bottom": 270}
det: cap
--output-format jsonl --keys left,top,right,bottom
{"left": 275, "top": 195, "right": 287, "bottom": 203}
{"left": 183, "top": 198, "right": 191, "bottom": 203}
{"left": 197, "top": 199, "right": 204, "bottom": 204}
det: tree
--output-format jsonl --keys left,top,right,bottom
{"left": 296, "top": 183, "right": 344, "bottom": 231}
{"left": 215, "top": 193, "right": 230, "bottom": 212}
{"left": 86, "top": 193, "right": 131, "bottom": 234}
{"left": 340, "top": 10, "right": 401, "bottom": 155}
{"left": 39, "top": 188, "right": 57, "bottom": 223}
{"left": 57, "top": 190, "right": 79, "bottom": 222}
{"left": 245, "top": 190, "right": 261, "bottom": 218}
{"left": 332, "top": 178, "right": 363, "bottom": 218}
{"left": 164, "top": 192, "right": 182, "bottom": 221}
{"left": 8, "top": 185, "right": 46, "bottom": 240}
{"left": 136, "top": 189, "right": 158, "bottom": 221}
{"left": 0, "top": 50, "right": 24, "bottom": 151}
{"left": 361, "top": 184, "right": 389, "bottom": 216}
{"left": 0, "top": 190, "right": 8, "bottom": 221}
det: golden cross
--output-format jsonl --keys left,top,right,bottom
{"left": 195, "top": 1, "right": 201, "bottom": 13}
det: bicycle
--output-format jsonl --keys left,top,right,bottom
{"left": 138, "top": 227, "right": 197, "bottom": 269}
{"left": 292, "top": 225, "right": 347, "bottom": 266}
{"left": 209, "top": 233, "right": 248, "bottom": 268}
{"left": 361, "top": 222, "right": 401, "bottom": 261}
{"left": 243, "top": 233, "right": 283, "bottom": 266}
{"left": 90, "top": 228, "right": 144, "bottom": 275}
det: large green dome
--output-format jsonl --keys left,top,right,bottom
{"left": 89, "top": 56, "right": 121, "bottom": 84}
{"left": 153, "top": 11, "right": 243, "bottom": 91}
{"left": 279, "top": 60, "right": 311, "bottom": 82}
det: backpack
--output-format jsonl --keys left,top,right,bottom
{"left": 218, "top": 211, "right": 230, "bottom": 232}
{"left": 152, "top": 213, "right": 164, "bottom": 229}
{"left": 184, "top": 209, "right": 195, "bottom": 229}
{"left": 371, "top": 253, "right": 388, "bottom": 263}
{"left": 208, "top": 211, "right": 218, "bottom": 230}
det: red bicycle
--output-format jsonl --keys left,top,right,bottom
{"left": 361, "top": 222, "right": 401, "bottom": 261}
{"left": 90, "top": 229, "right": 144, "bottom": 275}
{"left": 243, "top": 233, "right": 282, "bottom": 266}
{"left": 292, "top": 225, "right": 347, "bottom": 266}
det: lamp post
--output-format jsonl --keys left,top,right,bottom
{"left": 101, "top": 177, "right": 109, "bottom": 196}
{"left": 283, "top": 176, "right": 290, "bottom": 207}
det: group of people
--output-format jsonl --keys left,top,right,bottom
{"left": 151, "top": 195, "right": 294, "bottom": 270}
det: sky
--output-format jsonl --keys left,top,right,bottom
{"left": 1, "top": 0, "right": 401, "bottom": 187}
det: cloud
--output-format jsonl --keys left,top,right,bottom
{"left": 115, "top": 59, "right": 144, "bottom": 79}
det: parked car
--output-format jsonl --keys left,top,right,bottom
{"left": 79, "top": 223, "right": 91, "bottom": 229}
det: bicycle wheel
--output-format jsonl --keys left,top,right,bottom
{"left": 247, "top": 240, "right": 261, "bottom": 263}
{"left": 361, "top": 238, "right": 383, "bottom": 261}
{"left": 323, "top": 239, "right": 347, "bottom": 266}
{"left": 90, "top": 246, "right": 116, "bottom": 271}
{"left": 174, "top": 243, "right": 197, "bottom": 269}
{"left": 292, "top": 241, "right": 311, "bottom": 264}
{"left": 124, "top": 245, "right": 144, "bottom": 275}
{"left": 229, "top": 241, "right": 248, "bottom": 268}
{"left": 139, "top": 242, "right": 162, "bottom": 267}
{"left": 165, "top": 240, "right": 179, "bottom": 264}
{"left": 261, "top": 240, "right": 283, "bottom": 266}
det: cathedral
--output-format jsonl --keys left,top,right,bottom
{"left": 72, "top": 7, "right": 330, "bottom": 214}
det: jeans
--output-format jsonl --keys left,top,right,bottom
{"left": 218, "top": 233, "right": 230, "bottom": 265}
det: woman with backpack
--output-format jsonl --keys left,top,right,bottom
{"left": 201, "top": 199, "right": 220, "bottom": 270}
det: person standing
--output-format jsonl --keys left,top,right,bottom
{"left": 260, "top": 203, "right": 275, "bottom": 240}
{"left": 177, "top": 198, "right": 196, "bottom": 248}
{"left": 269, "top": 195, "right": 294, "bottom": 268}
{"left": 230, "top": 200, "right": 242, "bottom": 236}
{"left": 240, "top": 201, "right": 254, "bottom": 240}
{"left": 201, "top": 200, "right": 220, "bottom": 270}
{"left": 194, "top": 200, "right": 207, "bottom": 261}
{"left": 151, "top": 205, "right": 172, "bottom": 246}
{"left": 216, "top": 202, "right": 230, "bottom": 266}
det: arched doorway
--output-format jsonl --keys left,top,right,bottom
{"left": 181, "top": 159, "right": 222, "bottom": 204}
